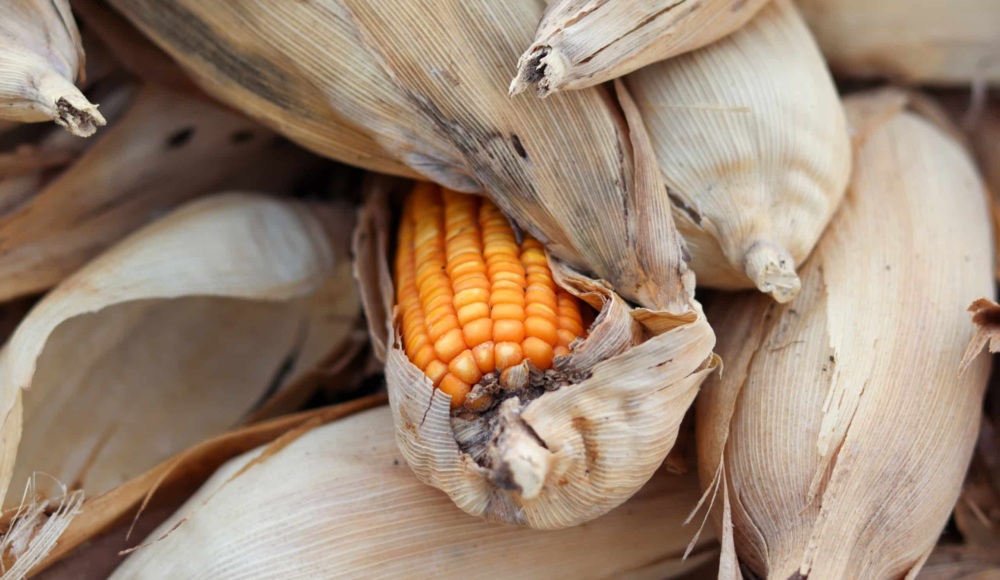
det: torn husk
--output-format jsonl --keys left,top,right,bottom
{"left": 112, "top": 0, "right": 694, "bottom": 311}
{"left": 694, "top": 95, "right": 995, "bottom": 578}
{"left": 0, "top": 193, "right": 359, "bottom": 525}
{"left": 510, "top": 0, "right": 769, "bottom": 97}
{"left": 0, "top": 84, "right": 322, "bottom": 302}
{"left": 625, "top": 0, "right": 851, "bottom": 302}
{"left": 0, "top": 0, "right": 106, "bottom": 136}
{"left": 355, "top": 177, "right": 717, "bottom": 529}
{"left": 796, "top": 0, "right": 1000, "bottom": 86}
{"left": 111, "top": 406, "right": 718, "bottom": 579}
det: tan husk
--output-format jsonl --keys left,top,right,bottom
{"left": 625, "top": 0, "right": 851, "bottom": 302}
{"left": 0, "top": 193, "right": 359, "bottom": 529}
{"left": 694, "top": 95, "right": 995, "bottom": 578}
{"left": 111, "top": 0, "right": 696, "bottom": 311}
{"left": 0, "top": 0, "right": 106, "bottom": 136}
{"left": 0, "top": 84, "right": 322, "bottom": 302}
{"left": 509, "top": 0, "right": 769, "bottom": 97}
{"left": 355, "top": 177, "right": 717, "bottom": 529}
{"left": 110, "top": 405, "right": 717, "bottom": 579}
{"left": 796, "top": 0, "right": 1000, "bottom": 86}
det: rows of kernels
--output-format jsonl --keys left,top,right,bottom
{"left": 396, "top": 184, "right": 587, "bottom": 409}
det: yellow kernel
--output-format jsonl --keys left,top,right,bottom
{"left": 490, "top": 289, "right": 525, "bottom": 307}
{"left": 523, "top": 337, "right": 554, "bottom": 370}
{"left": 558, "top": 316, "right": 585, "bottom": 337}
{"left": 426, "top": 314, "right": 459, "bottom": 342}
{"left": 524, "top": 302, "right": 558, "bottom": 322}
{"left": 463, "top": 318, "right": 493, "bottom": 347}
{"left": 493, "top": 319, "right": 525, "bottom": 343}
{"left": 412, "top": 344, "right": 436, "bottom": 370}
{"left": 495, "top": 342, "right": 524, "bottom": 370}
{"left": 456, "top": 302, "right": 490, "bottom": 325}
{"left": 454, "top": 288, "right": 490, "bottom": 309}
{"left": 554, "top": 346, "right": 571, "bottom": 358}
{"left": 525, "top": 317, "right": 558, "bottom": 345}
{"left": 557, "top": 329, "right": 578, "bottom": 348}
{"left": 491, "top": 303, "right": 525, "bottom": 322}
{"left": 448, "top": 350, "right": 483, "bottom": 385}
{"left": 425, "top": 360, "right": 448, "bottom": 386}
{"left": 434, "top": 328, "right": 467, "bottom": 363}
{"left": 473, "top": 342, "right": 496, "bottom": 373}
{"left": 439, "top": 374, "right": 471, "bottom": 409}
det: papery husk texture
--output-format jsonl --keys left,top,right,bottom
{"left": 796, "top": 0, "right": 1000, "bottom": 86}
{"left": 626, "top": 0, "right": 850, "bottom": 302}
{"left": 355, "top": 177, "right": 717, "bottom": 529}
{"left": 110, "top": 0, "right": 694, "bottom": 310}
{"left": 112, "top": 406, "right": 717, "bottom": 579}
{"left": 695, "top": 101, "right": 995, "bottom": 578}
{"left": 0, "top": 192, "right": 357, "bottom": 518}
{"left": 0, "top": 0, "right": 105, "bottom": 136}
{"left": 510, "top": 0, "right": 769, "bottom": 97}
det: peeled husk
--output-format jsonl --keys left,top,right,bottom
{"left": 694, "top": 95, "right": 995, "bottom": 578}
{"left": 796, "top": 0, "right": 1000, "bottom": 86}
{"left": 355, "top": 177, "right": 717, "bottom": 529}
{"left": 626, "top": 0, "right": 851, "bottom": 302}
{"left": 510, "top": 0, "right": 769, "bottom": 97}
{"left": 0, "top": 84, "right": 322, "bottom": 302}
{"left": 0, "top": 0, "right": 105, "bottom": 136}
{"left": 110, "top": 405, "right": 717, "bottom": 579}
{"left": 111, "top": 0, "right": 697, "bottom": 311}
{"left": 0, "top": 193, "right": 361, "bottom": 573}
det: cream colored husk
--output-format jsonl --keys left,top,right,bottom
{"left": 510, "top": 0, "right": 770, "bottom": 97}
{"left": 695, "top": 97, "right": 995, "bottom": 578}
{"left": 111, "top": 406, "right": 718, "bottom": 579}
{"left": 626, "top": 0, "right": 851, "bottom": 302}
{"left": 796, "top": 0, "right": 1000, "bottom": 85}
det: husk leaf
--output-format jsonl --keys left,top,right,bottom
{"left": 0, "top": 0, "right": 105, "bottom": 136}
{"left": 0, "top": 193, "right": 359, "bottom": 537}
{"left": 796, "top": 0, "right": 1000, "bottom": 86}
{"left": 110, "top": 0, "right": 696, "bottom": 310}
{"left": 695, "top": 95, "right": 995, "bottom": 578}
{"left": 355, "top": 177, "right": 717, "bottom": 529}
{"left": 625, "top": 0, "right": 851, "bottom": 302}
{"left": 15, "top": 396, "right": 384, "bottom": 577}
{"left": 0, "top": 84, "right": 321, "bottom": 302}
{"left": 110, "top": 405, "right": 717, "bottom": 579}
{"left": 510, "top": 0, "right": 769, "bottom": 97}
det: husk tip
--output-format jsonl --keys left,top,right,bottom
{"left": 509, "top": 45, "right": 567, "bottom": 98}
{"left": 743, "top": 242, "right": 801, "bottom": 303}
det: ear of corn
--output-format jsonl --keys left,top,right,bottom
{"left": 510, "top": 0, "right": 769, "bottom": 97}
{"left": 0, "top": 0, "right": 105, "bottom": 136}
{"left": 626, "top": 0, "right": 851, "bottom": 302}
{"left": 796, "top": 0, "right": 1000, "bottom": 86}
{"left": 357, "top": 178, "right": 717, "bottom": 529}
{"left": 695, "top": 95, "right": 994, "bottom": 578}
{"left": 395, "top": 183, "right": 585, "bottom": 409}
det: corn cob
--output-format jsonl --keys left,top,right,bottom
{"left": 396, "top": 183, "right": 586, "bottom": 410}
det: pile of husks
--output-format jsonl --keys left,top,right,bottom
{"left": 0, "top": 0, "right": 997, "bottom": 578}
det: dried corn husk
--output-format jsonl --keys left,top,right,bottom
{"left": 796, "top": 0, "right": 1000, "bottom": 86}
{"left": 112, "top": 0, "right": 697, "bottom": 311}
{"left": 111, "top": 406, "right": 717, "bottom": 579}
{"left": 14, "top": 396, "right": 383, "bottom": 577}
{"left": 0, "top": 84, "right": 321, "bottom": 302}
{"left": 694, "top": 96, "right": 994, "bottom": 578}
{"left": 0, "top": 0, "right": 105, "bottom": 136}
{"left": 626, "top": 0, "right": 851, "bottom": 302}
{"left": 510, "top": 0, "right": 770, "bottom": 97}
{"left": 0, "top": 193, "right": 359, "bottom": 533}
{"left": 356, "top": 177, "right": 717, "bottom": 529}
